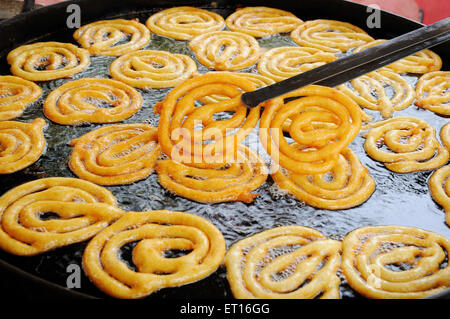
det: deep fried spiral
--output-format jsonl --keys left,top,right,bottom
{"left": 83, "top": 210, "right": 226, "bottom": 299}
{"left": 109, "top": 50, "right": 197, "bottom": 89}
{"left": 73, "top": 19, "right": 151, "bottom": 56}
{"left": 415, "top": 71, "right": 450, "bottom": 116}
{"left": 188, "top": 31, "right": 261, "bottom": 71}
{"left": 290, "top": 19, "right": 374, "bottom": 54}
{"left": 0, "top": 118, "right": 46, "bottom": 174}
{"left": 429, "top": 165, "right": 450, "bottom": 226}
{"left": 259, "top": 85, "right": 362, "bottom": 175}
{"left": 7, "top": 42, "right": 90, "bottom": 81}
{"left": 225, "top": 6, "right": 303, "bottom": 38}
{"left": 363, "top": 117, "right": 449, "bottom": 173}
{"left": 69, "top": 123, "right": 161, "bottom": 185}
{"left": 342, "top": 225, "right": 450, "bottom": 299}
{"left": 272, "top": 148, "right": 375, "bottom": 210}
{"left": 156, "top": 144, "right": 268, "bottom": 203}
{"left": 0, "top": 75, "right": 42, "bottom": 121}
{"left": 441, "top": 123, "right": 450, "bottom": 151}
{"left": 225, "top": 226, "right": 342, "bottom": 299}
{"left": 43, "top": 78, "right": 142, "bottom": 125}
{"left": 0, "top": 177, "right": 123, "bottom": 256}
{"left": 257, "top": 46, "right": 337, "bottom": 82}
{"left": 146, "top": 6, "right": 225, "bottom": 40}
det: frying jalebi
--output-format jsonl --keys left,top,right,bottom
{"left": 441, "top": 123, "right": 450, "bottom": 151}
{"left": 429, "top": 165, "right": 450, "bottom": 226}
{"left": 415, "top": 71, "right": 450, "bottom": 116}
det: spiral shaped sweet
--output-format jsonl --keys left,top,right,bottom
{"left": 353, "top": 39, "right": 442, "bottom": 74}
{"left": 109, "top": 50, "right": 197, "bottom": 89}
{"left": 429, "top": 166, "right": 450, "bottom": 226}
{"left": 225, "top": 226, "right": 342, "bottom": 299}
{"left": 290, "top": 19, "right": 374, "bottom": 54}
{"left": 83, "top": 210, "right": 226, "bottom": 299}
{"left": 156, "top": 72, "right": 261, "bottom": 166}
{"left": 7, "top": 42, "right": 90, "bottom": 81}
{"left": 363, "top": 116, "right": 449, "bottom": 173}
{"left": 225, "top": 6, "right": 303, "bottom": 38}
{"left": 441, "top": 123, "right": 450, "bottom": 151}
{"left": 0, "top": 118, "right": 46, "bottom": 174}
{"left": 0, "top": 75, "right": 42, "bottom": 121}
{"left": 257, "top": 46, "right": 337, "bottom": 82}
{"left": 43, "top": 78, "right": 142, "bottom": 125}
{"left": 156, "top": 144, "right": 268, "bottom": 203}
{"left": 188, "top": 31, "right": 261, "bottom": 71}
{"left": 146, "top": 6, "right": 225, "bottom": 40}
{"left": 259, "top": 85, "right": 362, "bottom": 175}
{"left": 342, "top": 225, "right": 450, "bottom": 299}
{"left": 415, "top": 71, "right": 450, "bottom": 116}
{"left": 73, "top": 19, "right": 151, "bottom": 56}
{"left": 0, "top": 177, "right": 123, "bottom": 256}
{"left": 272, "top": 148, "right": 375, "bottom": 210}
{"left": 338, "top": 70, "right": 415, "bottom": 118}
{"left": 69, "top": 123, "right": 161, "bottom": 185}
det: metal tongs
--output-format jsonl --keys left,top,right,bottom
{"left": 241, "top": 17, "right": 450, "bottom": 108}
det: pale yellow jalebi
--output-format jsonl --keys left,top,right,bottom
{"left": 415, "top": 71, "right": 450, "bottom": 116}
{"left": 441, "top": 123, "right": 450, "bottom": 151}
{"left": 69, "top": 123, "right": 161, "bottom": 185}
{"left": 156, "top": 72, "right": 261, "bottom": 166}
{"left": 353, "top": 39, "right": 442, "bottom": 74}
{"left": 83, "top": 210, "right": 226, "bottom": 299}
{"left": 156, "top": 144, "right": 268, "bottom": 203}
{"left": 291, "top": 19, "right": 374, "bottom": 54}
{"left": 188, "top": 31, "right": 260, "bottom": 71}
{"left": 146, "top": 6, "right": 225, "bottom": 40}
{"left": 338, "top": 70, "right": 415, "bottom": 118}
{"left": 7, "top": 42, "right": 90, "bottom": 81}
{"left": 43, "top": 78, "right": 142, "bottom": 125}
{"left": 257, "top": 46, "right": 337, "bottom": 82}
{"left": 225, "top": 226, "right": 342, "bottom": 299}
{"left": 109, "top": 50, "right": 197, "bottom": 89}
{"left": 342, "top": 225, "right": 450, "bottom": 299}
{"left": 272, "top": 148, "right": 375, "bottom": 210}
{"left": 259, "top": 85, "right": 362, "bottom": 175}
{"left": 0, "top": 177, "right": 123, "bottom": 256}
{"left": 225, "top": 6, "right": 303, "bottom": 38}
{"left": 0, "top": 75, "right": 42, "bottom": 121}
{"left": 0, "top": 118, "right": 46, "bottom": 174}
{"left": 363, "top": 116, "right": 449, "bottom": 173}
{"left": 73, "top": 19, "right": 151, "bottom": 56}
{"left": 429, "top": 165, "right": 450, "bottom": 226}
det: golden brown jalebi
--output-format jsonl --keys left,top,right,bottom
{"left": 188, "top": 31, "right": 260, "bottom": 71}
{"left": 225, "top": 226, "right": 342, "bottom": 299}
{"left": 0, "top": 76, "right": 42, "bottom": 121}
{"left": 0, "top": 177, "right": 123, "bottom": 256}
{"left": 363, "top": 116, "right": 449, "bottom": 173}
{"left": 225, "top": 6, "right": 303, "bottom": 38}
{"left": 290, "top": 19, "right": 374, "bottom": 54}
{"left": 342, "top": 225, "right": 450, "bottom": 299}
{"left": 198, "top": 72, "right": 275, "bottom": 104}
{"left": 83, "top": 210, "right": 226, "bottom": 299}
{"left": 156, "top": 72, "right": 261, "bottom": 166}
{"left": 109, "top": 50, "right": 197, "bottom": 89}
{"left": 259, "top": 85, "right": 362, "bottom": 175}
{"left": 441, "top": 123, "right": 450, "bottom": 151}
{"left": 73, "top": 19, "right": 151, "bottom": 56}
{"left": 0, "top": 118, "right": 46, "bottom": 174}
{"left": 7, "top": 42, "right": 90, "bottom": 81}
{"left": 429, "top": 166, "right": 450, "bottom": 226}
{"left": 257, "top": 46, "right": 337, "bottom": 82}
{"left": 338, "top": 70, "right": 415, "bottom": 119}
{"left": 43, "top": 78, "right": 142, "bottom": 125}
{"left": 354, "top": 39, "right": 442, "bottom": 74}
{"left": 272, "top": 148, "right": 375, "bottom": 210}
{"left": 146, "top": 6, "right": 225, "bottom": 41}
{"left": 415, "top": 71, "right": 450, "bottom": 116}
{"left": 156, "top": 144, "right": 268, "bottom": 203}
{"left": 69, "top": 123, "right": 161, "bottom": 186}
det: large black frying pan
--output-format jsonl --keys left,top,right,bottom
{"left": 0, "top": 0, "right": 449, "bottom": 299}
